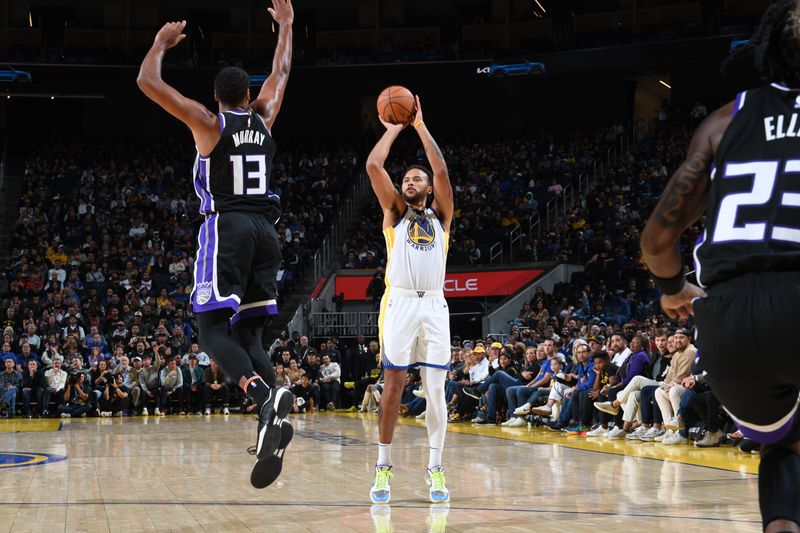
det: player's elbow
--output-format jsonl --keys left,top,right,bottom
{"left": 640, "top": 225, "right": 675, "bottom": 257}
{"left": 136, "top": 75, "right": 155, "bottom": 94}
{"left": 366, "top": 159, "right": 382, "bottom": 173}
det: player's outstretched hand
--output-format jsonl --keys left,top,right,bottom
{"left": 268, "top": 0, "right": 294, "bottom": 25}
{"left": 379, "top": 116, "right": 406, "bottom": 134}
{"left": 154, "top": 21, "right": 187, "bottom": 50}
{"left": 412, "top": 95, "right": 423, "bottom": 125}
{"left": 660, "top": 282, "right": 706, "bottom": 320}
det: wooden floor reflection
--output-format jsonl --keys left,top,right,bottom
{"left": 0, "top": 412, "right": 761, "bottom": 532}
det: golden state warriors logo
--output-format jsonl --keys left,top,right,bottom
{"left": 0, "top": 452, "right": 67, "bottom": 469}
{"left": 407, "top": 217, "right": 436, "bottom": 251}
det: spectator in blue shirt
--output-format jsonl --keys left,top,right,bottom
{"left": 17, "top": 343, "right": 40, "bottom": 373}
{"left": 0, "top": 342, "right": 18, "bottom": 368}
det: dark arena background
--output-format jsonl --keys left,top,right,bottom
{"left": 0, "top": 1, "right": 774, "bottom": 532}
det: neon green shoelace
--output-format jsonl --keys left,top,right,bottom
{"left": 429, "top": 470, "right": 446, "bottom": 491}
{"left": 374, "top": 468, "right": 393, "bottom": 489}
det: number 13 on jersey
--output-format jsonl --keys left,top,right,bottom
{"left": 230, "top": 154, "right": 267, "bottom": 196}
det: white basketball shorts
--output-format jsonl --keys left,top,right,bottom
{"left": 378, "top": 287, "right": 451, "bottom": 370}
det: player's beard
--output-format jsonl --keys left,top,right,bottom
{"left": 403, "top": 188, "right": 428, "bottom": 206}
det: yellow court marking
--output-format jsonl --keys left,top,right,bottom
{"left": 333, "top": 412, "right": 760, "bottom": 475}
{"left": 0, "top": 419, "right": 63, "bottom": 433}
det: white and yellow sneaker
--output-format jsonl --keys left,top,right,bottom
{"left": 370, "top": 465, "right": 393, "bottom": 504}
{"left": 425, "top": 467, "right": 450, "bottom": 503}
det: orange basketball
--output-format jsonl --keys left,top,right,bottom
{"left": 377, "top": 85, "right": 416, "bottom": 125}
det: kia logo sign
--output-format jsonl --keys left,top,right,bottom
{"left": 444, "top": 278, "right": 478, "bottom": 292}
{"left": 335, "top": 269, "right": 544, "bottom": 300}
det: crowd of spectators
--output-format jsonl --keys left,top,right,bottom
{"left": 339, "top": 123, "right": 615, "bottom": 270}
{"left": 0, "top": 133, "right": 361, "bottom": 417}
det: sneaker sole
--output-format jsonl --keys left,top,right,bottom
{"left": 256, "top": 389, "right": 295, "bottom": 460}
{"left": 463, "top": 391, "right": 481, "bottom": 400}
{"left": 370, "top": 492, "right": 391, "bottom": 504}
{"left": 250, "top": 420, "right": 294, "bottom": 489}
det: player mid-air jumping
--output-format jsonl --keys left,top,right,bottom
{"left": 136, "top": 0, "right": 294, "bottom": 489}
{"left": 642, "top": 1, "right": 800, "bottom": 530}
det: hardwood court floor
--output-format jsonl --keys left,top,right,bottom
{"left": 0, "top": 412, "right": 761, "bottom": 532}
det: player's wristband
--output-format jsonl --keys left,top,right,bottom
{"left": 649, "top": 270, "right": 686, "bottom": 296}
{"left": 413, "top": 119, "right": 424, "bottom": 129}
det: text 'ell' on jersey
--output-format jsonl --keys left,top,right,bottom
{"left": 193, "top": 109, "right": 281, "bottom": 220}
{"left": 695, "top": 83, "right": 800, "bottom": 287}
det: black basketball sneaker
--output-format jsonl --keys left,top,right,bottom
{"left": 249, "top": 418, "right": 294, "bottom": 489}
{"left": 255, "top": 387, "right": 294, "bottom": 461}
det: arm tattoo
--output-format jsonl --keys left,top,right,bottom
{"left": 653, "top": 151, "right": 710, "bottom": 228}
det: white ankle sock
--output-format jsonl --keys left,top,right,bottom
{"left": 377, "top": 442, "right": 392, "bottom": 467}
{"left": 428, "top": 446, "right": 442, "bottom": 470}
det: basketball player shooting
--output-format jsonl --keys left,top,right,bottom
{"left": 641, "top": 2, "right": 800, "bottom": 530}
{"left": 136, "top": 0, "right": 295, "bottom": 490}
{"left": 366, "top": 96, "right": 454, "bottom": 504}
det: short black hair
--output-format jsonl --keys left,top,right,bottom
{"left": 214, "top": 67, "right": 250, "bottom": 106}
{"left": 403, "top": 164, "right": 433, "bottom": 186}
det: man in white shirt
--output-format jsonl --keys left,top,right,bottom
{"left": 468, "top": 345, "right": 490, "bottom": 385}
{"left": 43, "top": 358, "right": 67, "bottom": 416}
{"left": 610, "top": 334, "right": 631, "bottom": 367}
{"left": 319, "top": 354, "right": 341, "bottom": 411}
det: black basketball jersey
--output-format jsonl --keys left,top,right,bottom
{"left": 695, "top": 83, "right": 800, "bottom": 287}
{"left": 193, "top": 108, "right": 280, "bottom": 219}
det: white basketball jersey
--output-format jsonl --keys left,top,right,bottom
{"left": 383, "top": 207, "right": 449, "bottom": 292}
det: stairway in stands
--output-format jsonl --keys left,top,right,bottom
{"left": 264, "top": 172, "right": 373, "bottom": 342}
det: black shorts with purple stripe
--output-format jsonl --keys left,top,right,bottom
{"left": 191, "top": 211, "right": 280, "bottom": 324}
{"left": 693, "top": 271, "right": 800, "bottom": 445}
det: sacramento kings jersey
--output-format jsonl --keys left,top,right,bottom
{"left": 383, "top": 207, "right": 449, "bottom": 291}
{"left": 193, "top": 108, "right": 280, "bottom": 219}
{"left": 694, "top": 83, "right": 800, "bottom": 287}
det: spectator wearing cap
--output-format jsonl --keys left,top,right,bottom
{"left": 1, "top": 356, "right": 22, "bottom": 417}
{"left": 203, "top": 360, "right": 230, "bottom": 415}
{"left": 181, "top": 343, "right": 211, "bottom": 368}
{"left": 181, "top": 354, "right": 205, "bottom": 415}
{"left": 653, "top": 329, "right": 697, "bottom": 436}
{"left": 448, "top": 346, "right": 490, "bottom": 422}
{"left": 463, "top": 345, "right": 525, "bottom": 424}
{"left": 126, "top": 355, "right": 144, "bottom": 414}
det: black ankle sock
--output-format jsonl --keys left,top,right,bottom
{"left": 244, "top": 373, "right": 271, "bottom": 406}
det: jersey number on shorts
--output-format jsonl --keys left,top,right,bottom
{"left": 713, "top": 160, "right": 800, "bottom": 244}
{"left": 230, "top": 154, "right": 267, "bottom": 195}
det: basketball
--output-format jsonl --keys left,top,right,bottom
{"left": 377, "top": 85, "right": 416, "bottom": 125}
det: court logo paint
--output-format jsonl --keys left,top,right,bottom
{"left": 0, "top": 452, "right": 67, "bottom": 469}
